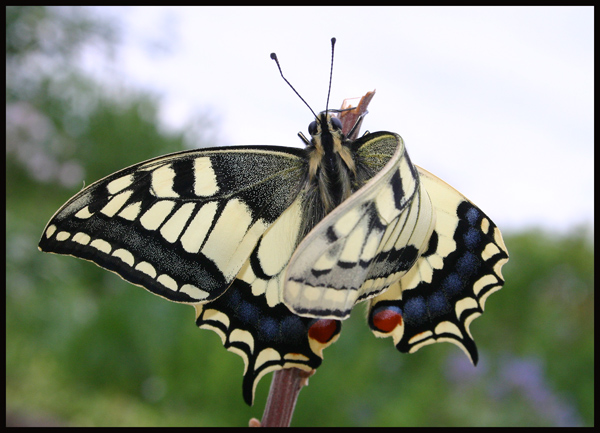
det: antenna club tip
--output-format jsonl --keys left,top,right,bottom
{"left": 270, "top": 53, "right": 277, "bottom": 60}
{"left": 331, "top": 37, "right": 336, "bottom": 44}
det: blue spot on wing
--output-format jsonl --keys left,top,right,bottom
{"left": 441, "top": 273, "right": 464, "bottom": 296}
{"left": 456, "top": 251, "right": 479, "bottom": 278}
{"left": 402, "top": 296, "right": 427, "bottom": 327}
{"left": 463, "top": 227, "right": 481, "bottom": 249}
{"left": 465, "top": 206, "right": 480, "bottom": 225}
{"left": 427, "top": 291, "right": 451, "bottom": 316}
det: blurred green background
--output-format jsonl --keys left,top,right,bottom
{"left": 6, "top": 7, "right": 593, "bottom": 427}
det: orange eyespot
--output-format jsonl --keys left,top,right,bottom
{"left": 372, "top": 307, "right": 403, "bottom": 333}
{"left": 308, "top": 319, "right": 339, "bottom": 343}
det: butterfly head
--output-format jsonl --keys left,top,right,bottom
{"left": 308, "top": 111, "right": 343, "bottom": 140}
{"left": 306, "top": 111, "right": 347, "bottom": 156}
{"left": 308, "top": 112, "right": 343, "bottom": 138}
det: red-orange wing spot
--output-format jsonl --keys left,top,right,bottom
{"left": 372, "top": 307, "right": 403, "bottom": 333}
{"left": 308, "top": 319, "right": 341, "bottom": 343}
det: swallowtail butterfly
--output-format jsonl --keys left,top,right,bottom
{"left": 39, "top": 38, "right": 508, "bottom": 406}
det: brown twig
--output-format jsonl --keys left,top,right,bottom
{"left": 250, "top": 368, "right": 314, "bottom": 427}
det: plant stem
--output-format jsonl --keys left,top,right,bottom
{"left": 251, "top": 368, "right": 314, "bottom": 427}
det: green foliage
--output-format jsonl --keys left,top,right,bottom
{"left": 6, "top": 6, "right": 593, "bottom": 427}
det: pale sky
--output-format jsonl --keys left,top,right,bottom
{"left": 80, "top": 6, "right": 593, "bottom": 234}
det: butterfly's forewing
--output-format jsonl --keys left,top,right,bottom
{"left": 368, "top": 167, "right": 509, "bottom": 363}
{"left": 39, "top": 146, "right": 307, "bottom": 305}
{"left": 283, "top": 132, "right": 435, "bottom": 319}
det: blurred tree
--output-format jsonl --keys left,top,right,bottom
{"left": 6, "top": 6, "right": 230, "bottom": 427}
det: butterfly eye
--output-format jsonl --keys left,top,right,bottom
{"left": 331, "top": 116, "right": 343, "bottom": 131}
{"left": 308, "top": 121, "right": 318, "bottom": 135}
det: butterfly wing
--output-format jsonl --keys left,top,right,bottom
{"left": 39, "top": 145, "right": 307, "bottom": 304}
{"left": 283, "top": 132, "right": 435, "bottom": 319}
{"left": 368, "top": 166, "right": 509, "bottom": 363}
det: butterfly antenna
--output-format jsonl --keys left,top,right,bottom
{"left": 325, "top": 37, "right": 336, "bottom": 113}
{"left": 270, "top": 52, "right": 318, "bottom": 119}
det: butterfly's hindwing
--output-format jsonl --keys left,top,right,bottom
{"left": 39, "top": 146, "right": 307, "bottom": 304}
{"left": 195, "top": 277, "right": 340, "bottom": 405}
{"left": 368, "top": 167, "right": 509, "bottom": 363}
